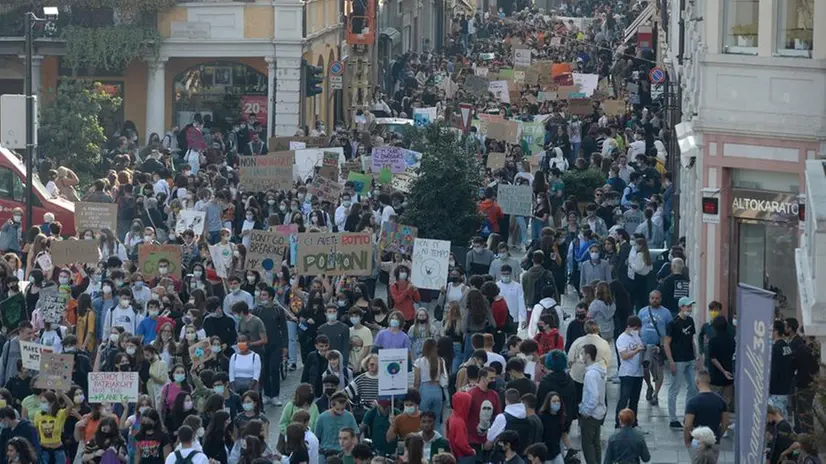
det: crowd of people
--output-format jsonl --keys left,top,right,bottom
{"left": 0, "top": 1, "right": 823, "bottom": 464}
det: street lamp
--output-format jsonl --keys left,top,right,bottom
{"left": 23, "top": 7, "right": 57, "bottom": 231}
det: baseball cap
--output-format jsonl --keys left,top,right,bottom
{"left": 678, "top": 297, "right": 696, "bottom": 307}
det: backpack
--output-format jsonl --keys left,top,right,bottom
{"left": 174, "top": 450, "right": 201, "bottom": 464}
{"left": 530, "top": 271, "right": 555, "bottom": 307}
{"left": 479, "top": 218, "right": 493, "bottom": 240}
{"left": 503, "top": 413, "right": 533, "bottom": 455}
{"left": 177, "top": 125, "right": 191, "bottom": 154}
{"left": 535, "top": 299, "right": 560, "bottom": 329}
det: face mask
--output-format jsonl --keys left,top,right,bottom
{"left": 58, "top": 276, "right": 70, "bottom": 285}
{"left": 186, "top": 333, "right": 197, "bottom": 342}
{"left": 148, "top": 309, "right": 159, "bottom": 317}
{"left": 193, "top": 270, "right": 203, "bottom": 278}
{"left": 231, "top": 287, "right": 240, "bottom": 294}
{"left": 40, "top": 402, "right": 49, "bottom": 412}
{"left": 404, "top": 406, "right": 416, "bottom": 414}
{"left": 690, "top": 439, "right": 700, "bottom": 449}
{"left": 75, "top": 394, "right": 85, "bottom": 404}
{"left": 115, "top": 279, "right": 124, "bottom": 287}
{"left": 183, "top": 401, "right": 194, "bottom": 411}
{"left": 390, "top": 319, "right": 401, "bottom": 328}
{"left": 324, "top": 388, "right": 336, "bottom": 397}
{"left": 350, "top": 317, "right": 361, "bottom": 325}
{"left": 246, "top": 214, "right": 254, "bottom": 221}
{"left": 109, "top": 334, "right": 119, "bottom": 343}
{"left": 242, "top": 402, "right": 254, "bottom": 412}
{"left": 211, "top": 345, "right": 222, "bottom": 354}
{"left": 501, "top": 275, "right": 511, "bottom": 284}
{"left": 342, "top": 201, "right": 352, "bottom": 208}
{"left": 214, "top": 385, "right": 225, "bottom": 395}
{"left": 126, "top": 347, "right": 136, "bottom": 356}
{"left": 120, "top": 299, "right": 131, "bottom": 308}
{"left": 246, "top": 275, "right": 256, "bottom": 284}
{"left": 710, "top": 311, "right": 720, "bottom": 320}
{"left": 399, "top": 272, "right": 408, "bottom": 281}
{"left": 630, "top": 329, "right": 640, "bottom": 337}
{"left": 13, "top": 215, "right": 21, "bottom": 223}
{"left": 337, "top": 300, "right": 348, "bottom": 308}
{"left": 550, "top": 402, "right": 561, "bottom": 413}
{"left": 254, "top": 290, "right": 261, "bottom": 300}
{"left": 326, "top": 313, "right": 338, "bottom": 322}
{"left": 174, "top": 373, "right": 186, "bottom": 383}
{"left": 144, "top": 235, "right": 153, "bottom": 242}
{"left": 158, "top": 266, "right": 168, "bottom": 275}
{"left": 279, "top": 205, "right": 287, "bottom": 212}
{"left": 590, "top": 252, "right": 600, "bottom": 260}
{"left": 103, "top": 286, "right": 112, "bottom": 294}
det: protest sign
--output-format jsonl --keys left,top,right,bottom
{"left": 319, "top": 151, "right": 340, "bottom": 180}
{"left": 512, "top": 70, "right": 525, "bottom": 85}
{"left": 209, "top": 243, "right": 233, "bottom": 279}
{"left": 35, "top": 252, "right": 53, "bottom": 273}
{"left": 88, "top": 372, "right": 140, "bottom": 403}
{"left": 488, "top": 80, "right": 510, "bottom": 103}
{"left": 371, "top": 147, "right": 407, "bottom": 173}
{"left": 245, "top": 230, "right": 288, "bottom": 272}
{"left": 175, "top": 210, "right": 207, "bottom": 235}
{"left": 520, "top": 121, "right": 546, "bottom": 154}
{"left": 308, "top": 175, "right": 343, "bottom": 203}
{"left": 34, "top": 352, "right": 73, "bottom": 391}
{"left": 294, "top": 148, "right": 345, "bottom": 182}
{"left": 347, "top": 171, "right": 373, "bottom": 194}
{"left": 497, "top": 69, "right": 514, "bottom": 81}
{"left": 537, "top": 91, "right": 558, "bottom": 102}
{"left": 567, "top": 99, "right": 593, "bottom": 116}
{"left": 487, "top": 152, "right": 506, "bottom": 170}
{"left": 0, "top": 293, "right": 25, "bottom": 331}
{"left": 487, "top": 120, "right": 519, "bottom": 144}
{"left": 391, "top": 171, "right": 418, "bottom": 193}
{"left": 188, "top": 339, "right": 216, "bottom": 367}
{"left": 411, "top": 238, "right": 451, "bottom": 290}
{"left": 603, "top": 99, "right": 627, "bottom": 116}
{"left": 239, "top": 151, "right": 294, "bottom": 192}
{"left": 268, "top": 136, "right": 328, "bottom": 151}
{"left": 139, "top": 245, "right": 182, "bottom": 279}
{"left": 40, "top": 293, "right": 68, "bottom": 325}
{"left": 513, "top": 48, "right": 532, "bottom": 68}
{"left": 572, "top": 73, "right": 600, "bottom": 96}
{"left": 20, "top": 340, "right": 50, "bottom": 370}
{"left": 474, "top": 67, "right": 489, "bottom": 77}
{"left": 378, "top": 223, "right": 418, "bottom": 254}
{"left": 525, "top": 68, "right": 540, "bottom": 86}
{"left": 75, "top": 202, "right": 118, "bottom": 232}
{"left": 498, "top": 184, "right": 533, "bottom": 216}
{"left": 50, "top": 240, "right": 99, "bottom": 266}
{"left": 378, "top": 348, "right": 409, "bottom": 396}
{"left": 296, "top": 232, "right": 373, "bottom": 276}
{"left": 413, "top": 107, "right": 437, "bottom": 126}
{"left": 341, "top": 160, "right": 362, "bottom": 179}
{"left": 465, "top": 75, "right": 490, "bottom": 97}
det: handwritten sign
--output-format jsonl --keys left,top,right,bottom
{"left": 308, "top": 175, "right": 343, "bottom": 203}
{"left": 239, "top": 151, "right": 294, "bottom": 192}
{"left": 567, "top": 99, "right": 593, "bottom": 116}
{"left": 513, "top": 48, "right": 532, "bottom": 68}
{"left": 34, "top": 352, "right": 73, "bottom": 391}
{"left": 209, "top": 243, "right": 233, "bottom": 279}
{"left": 20, "top": 341, "right": 50, "bottom": 370}
{"left": 347, "top": 172, "right": 373, "bottom": 195}
{"left": 603, "top": 99, "right": 627, "bottom": 116}
{"left": 138, "top": 244, "right": 181, "bottom": 279}
{"left": 175, "top": 210, "right": 206, "bottom": 235}
{"left": 487, "top": 120, "right": 520, "bottom": 144}
{"left": 487, "top": 152, "right": 506, "bottom": 170}
{"left": 488, "top": 80, "right": 510, "bottom": 103}
{"left": 40, "top": 293, "right": 68, "bottom": 325}
{"left": 245, "top": 230, "right": 288, "bottom": 273}
{"left": 391, "top": 171, "right": 418, "bottom": 193}
{"left": 411, "top": 239, "right": 451, "bottom": 290}
{"left": 268, "top": 136, "right": 328, "bottom": 151}
{"left": 188, "top": 339, "right": 216, "bottom": 367}
{"left": 378, "top": 223, "right": 418, "bottom": 254}
{"left": 319, "top": 150, "right": 340, "bottom": 180}
{"left": 465, "top": 75, "right": 490, "bottom": 97}
{"left": 498, "top": 184, "right": 533, "bottom": 217}
{"left": 296, "top": 233, "right": 373, "bottom": 276}
{"left": 371, "top": 147, "right": 407, "bottom": 173}
{"left": 75, "top": 202, "right": 118, "bottom": 232}
{"left": 51, "top": 240, "right": 99, "bottom": 266}
{"left": 88, "top": 372, "right": 140, "bottom": 403}
{"left": 413, "top": 107, "right": 437, "bottom": 127}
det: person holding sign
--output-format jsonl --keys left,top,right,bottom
{"left": 34, "top": 390, "right": 74, "bottom": 464}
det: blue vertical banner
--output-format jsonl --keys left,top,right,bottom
{"left": 734, "top": 283, "right": 776, "bottom": 463}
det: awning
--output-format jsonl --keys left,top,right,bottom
{"left": 380, "top": 27, "right": 401, "bottom": 42}
{"left": 456, "top": 0, "right": 473, "bottom": 12}
{"left": 622, "top": 3, "right": 655, "bottom": 45}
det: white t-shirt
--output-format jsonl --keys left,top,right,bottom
{"left": 165, "top": 447, "right": 208, "bottom": 464}
{"left": 616, "top": 332, "right": 644, "bottom": 377}
{"left": 305, "top": 430, "right": 320, "bottom": 464}
{"left": 484, "top": 351, "right": 506, "bottom": 369}
{"left": 413, "top": 357, "right": 449, "bottom": 386}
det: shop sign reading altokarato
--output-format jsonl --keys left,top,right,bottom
{"left": 731, "top": 189, "right": 800, "bottom": 224}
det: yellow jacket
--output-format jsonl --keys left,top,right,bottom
{"left": 75, "top": 312, "right": 96, "bottom": 353}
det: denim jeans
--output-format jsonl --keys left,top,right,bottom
{"left": 463, "top": 333, "right": 480, "bottom": 361}
{"left": 420, "top": 383, "right": 444, "bottom": 431}
{"left": 668, "top": 360, "right": 698, "bottom": 422}
{"left": 452, "top": 342, "right": 464, "bottom": 374}
{"left": 531, "top": 218, "right": 547, "bottom": 241}
{"left": 571, "top": 141, "right": 581, "bottom": 162}
{"left": 287, "top": 320, "right": 298, "bottom": 365}
{"left": 615, "top": 376, "right": 643, "bottom": 427}
{"left": 40, "top": 448, "right": 66, "bottom": 464}
{"left": 513, "top": 216, "right": 529, "bottom": 247}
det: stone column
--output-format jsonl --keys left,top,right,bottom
{"left": 145, "top": 58, "right": 168, "bottom": 142}
{"left": 266, "top": 56, "right": 276, "bottom": 141}
{"left": 273, "top": 0, "right": 304, "bottom": 137}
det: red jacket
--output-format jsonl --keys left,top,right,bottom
{"left": 479, "top": 199, "right": 504, "bottom": 233}
{"left": 534, "top": 328, "right": 564, "bottom": 355}
{"left": 491, "top": 298, "right": 509, "bottom": 328}
{"left": 447, "top": 392, "right": 475, "bottom": 458}
{"left": 389, "top": 281, "right": 421, "bottom": 321}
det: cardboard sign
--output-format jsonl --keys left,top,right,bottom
{"left": 474, "top": 67, "right": 489, "bottom": 77}
{"left": 88, "top": 372, "right": 140, "bottom": 403}
{"left": 488, "top": 80, "right": 510, "bottom": 103}
{"left": 40, "top": 293, "right": 68, "bottom": 325}
{"left": 413, "top": 107, "right": 437, "bottom": 127}
{"left": 188, "top": 339, "right": 216, "bottom": 367}
{"left": 347, "top": 172, "right": 373, "bottom": 194}
{"left": 0, "top": 293, "right": 25, "bottom": 331}
{"left": 239, "top": 151, "right": 294, "bottom": 192}
{"left": 378, "top": 223, "right": 418, "bottom": 254}
{"left": 294, "top": 148, "right": 345, "bottom": 182}
{"left": 268, "top": 136, "right": 328, "bottom": 152}
{"left": 175, "top": 210, "right": 206, "bottom": 235}
{"left": 20, "top": 340, "right": 51, "bottom": 370}
{"left": 51, "top": 240, "right": 99, "bottom": 266}
{"left": 75, "top": 202, "right": 118, "bottom": 232}
{"left": 487, "top": 120, "right": 520, "bottom": 144}
{"left": 34, "top": 352, "right": 74, "bottom": 391}
{"left": 371, "top": 147, "right": 407, "bottom": 173}
{"left": 567, "top": 99, "right": 593, "bottom": 116}
{"left": 411, "top": 238, "right": 451, "bottom": 290}
{"left": 341, "top": 160, "right": 361, "bottom": 180}
{"left": 537, "top": 91, "right": 558, "bottom": 102}
{"left": 498, "top": 184, "right": 533, "bottom": 216}
{"left": 318, "top": 150, "right": 340, "bottom": 180}
{"left": 525, "top": 68, "right": 540, "bottom": 86}
{"left": 308, "top": 175, "right": 343, "bottom": 203}
{"left": 513, "top": 48, "right": 532, "bottom": 68}
{"left": 245, "top": 230, "right": 288, "bottom": 272}
{"left": 391, "top": 171, "right": 418, "bottom": 193}
{"left": 603, "top": 99, "right": 627, "bottom": 116}
{"left": 487, "top": 152, "right": 507, "bottom": 170}
{"left": 138, "top": 244, "right": 182, "bottom": 279}
{"left": 35, "top": 252, "right": 53, "bottom": 273}
{"left": 209, "top": 243, "right": 233, "bottom": 279}
{"left": 465, "top": 75, "right": 490, "bottom": 97}
{"left": 296, "top": 232, "right": 373, "bottom": 276}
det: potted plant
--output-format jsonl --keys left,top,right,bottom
{"left": 731, "top": 23, "right": 758, "bottom": 47}
{"left": 787, "top": 28, "right": 813, "bottom": 50}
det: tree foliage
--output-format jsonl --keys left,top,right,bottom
{"left": 400, "top": 124, "right": 483, "bottom": 246}
{"left": 38, "top": 79, "right": 122, "bottom": 175}
{"left": 561, "top": 169, "right": 606, "bottom": 203}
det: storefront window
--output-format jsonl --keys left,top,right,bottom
{"left": 724, "top": 0, "right": 759, "bottom": 54}
{"left": 173, "top": 61, "right": 267, "bottom": 130}
{"left": 776, "top": 0, "right": 813, "bottom": 57}
{"left": 737, "top": 222, "right": 798, "bottom": 318}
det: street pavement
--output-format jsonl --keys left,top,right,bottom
{"left": 263, "top": 281, "right": 735, "bottom": 464}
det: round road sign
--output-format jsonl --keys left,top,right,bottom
{"left": 648, "top": 66, "right": 665, "bottom": 84}
{"left": 329, "top": 60, "right": 345, "bottom": 76}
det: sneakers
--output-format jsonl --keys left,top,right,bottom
{"left": 274, "top": 399, "right": 283, "bottom": 407}
{"left": 288, "top": 363, "right": 297, "bottom": 371}
{"left": 645, "top": 388, "right": 653, "bottom": 401}
{"left": 669, "top": 421, "right": 683, "bottom": 429}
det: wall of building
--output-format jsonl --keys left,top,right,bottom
{"left": 303, "top": 0, "right": 342, "bottom": 129}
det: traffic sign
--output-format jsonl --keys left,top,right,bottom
{"left": 328, "top": 60, "right": 344, "bottom": 90}
{"left": 458, "top": 103, "right": 472, "bottom": 134}
{"left": 329, "top": 60, "right": 345, "bottom": 77}
{"left": 648, "top": 66, "right": 665, "bottom": 84}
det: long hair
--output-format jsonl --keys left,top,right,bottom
{"left": 205, "top": 410, "right": 230, "bottom": 443}
{"left": 285, "top": 422, "right": 308, "bottom": 455}
{"left": 444, "top": 301, "right": 462, "bottom": 333}
{"left": 635, "top": 237, "right": 652, "bottom": 266}
{"left": 539, "top": 391, "right": 566, "bottom": 426}
{"left": 6, "top": 437, "right": 37, "bottom": 464}
{"left": 405, "top": 434, "right": 425, "bottom": 464}
{"left": 293, "top": 383, "right": 314, "bottom": 407}
{"left": 595, "top": 281, "right": 613, "bottom": 305}
{"left": 421, "top": 338, "right": 441, "bottom": 380}
{"left": 465, "top": 289, "right": 488, "bottom": 326}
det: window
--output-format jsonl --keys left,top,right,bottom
{"left": 0, "top": 167, "right": 14, "bottom": 200}
{"left": 776, "top": 0, "right": 813, "bottom": 57}
{"left": 724, "top": 0, "right": 759, "bottom": 54}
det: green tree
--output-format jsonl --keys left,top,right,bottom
{"left": 38, "top": 79, "right": 122, "bottom": 176}
{"left": 400, "top": 124, "right": 483, "bottom": 245}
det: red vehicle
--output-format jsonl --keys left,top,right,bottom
{"left": 0, "top": 146, "right": 76, "bottom": 235}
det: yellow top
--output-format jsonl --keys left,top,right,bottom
{"left": 35, "top": 408, "right": 68, "bottom": 448}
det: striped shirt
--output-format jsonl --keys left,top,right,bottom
{"left": 344, "top": 372, "right": 379, "bottom": 408}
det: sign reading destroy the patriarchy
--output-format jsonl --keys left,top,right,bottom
{"left": 296, "top": 232, "right": 373, "bottom": 276}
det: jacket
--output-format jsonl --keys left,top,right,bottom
{"left": 579, "top": 259, "right": 612, "bottom": 289}
{"left": 579, "top": 363, "right": 607, "bottom": 420}
{"left": 0, "top": 419, "right": 40, "bottom": 464}
{"left": 389, "top": 282, "right": 420, "bottom": 321}
{"left": 0, "top": 338, "right": 23, "bottom": 386}
{"left": 486, "top": 402, "right": 526, "bottom": 443}
{"left": 604, "top": 427, "right": 651, "bottom": 464}
{"left": 568, "top": 334, "right": 612, "bottom": 383}
{"left": 536, "top": 370, "right": 577, "bottom": 431}
{"left": 447, "top": 392, "right": 475, "bottom": 458}
{"left": 0, "top": 221, "right": 21, "bottom": 253}
{"left": 203, "top": 312, "right": 238, "bottom": 349}
{"left": 75, "top": 312, "right": 96, "bottom": 353}
{"left": 588, "top": 299, "right": 616, "bottom": 339}
{"left": 301, "top": 351, "right": 329, "bottom": 398}
{"left": 479, "top": 199, "right": 504, "bottom": 233}
{"left": 521, "top": 265, "right": 553, "bottom": 309}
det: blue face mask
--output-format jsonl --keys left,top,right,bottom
{"left": 550, "top": 402, "right": 561, "bottom": 413}
{"left": 390, "top": 319, "right": 401, "bottom": 328}
{"left": 690, "top": 439, "right": 700, "bottom": 449}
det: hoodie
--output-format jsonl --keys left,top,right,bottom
{"left": 486, "top": 403, "right": 526, "bottom": 442}
{"left": 579, "top": 363, "right": 607, "bottom": 420}
{"left": 447, "top": 392, "right": 475, "bottom": 458}
{"left": 478, "top": 199, "right": 504, "bottom": 233}
{"left": 536, "top": 370, "right": 577, "bottom": 431}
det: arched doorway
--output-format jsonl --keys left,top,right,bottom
{"left": 172, "top": 61, "right": 267, "bottom": 130}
